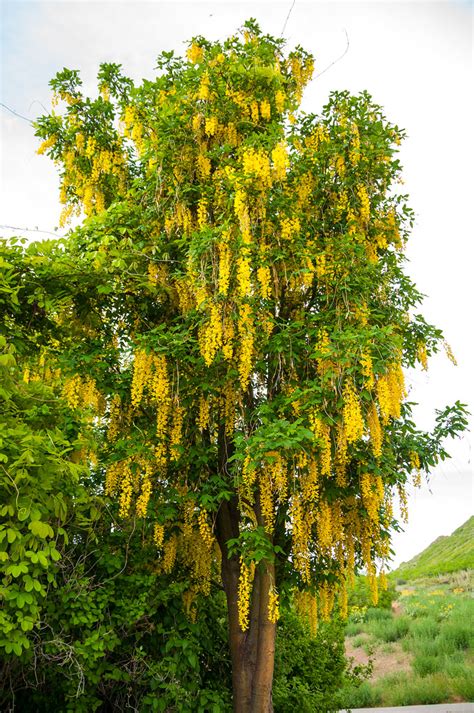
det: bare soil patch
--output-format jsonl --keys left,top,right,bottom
{"left": 345, "top": 637, "right": 412, "bottom": 682}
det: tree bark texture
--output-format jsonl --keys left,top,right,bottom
{"left": 217, "top": 506, "right": 276, "bottom": 713}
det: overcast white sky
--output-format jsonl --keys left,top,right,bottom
{"left": 1, "top": 0, "right": 472, "bottom": 568}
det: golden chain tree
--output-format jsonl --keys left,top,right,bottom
{"left": 33, "top": 20, "right": 467, "bottom": 712}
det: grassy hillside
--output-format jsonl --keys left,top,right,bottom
{"left": 393, "top": 517, "right": 474, "bottom": 580}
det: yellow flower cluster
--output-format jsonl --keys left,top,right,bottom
{"left": 222, "top": 317, "right": 234, "bottom": 363}
{"left": 290, "top": 55, "right": 315, "bottom": 101}
{"left": 398, "top": 484, "right": 409, "bottom": 523}
{"left": 169, "top": 403, "right": 184, "bottom": 461}
{"left": 107, "top": 394, "right": 122, "bottom": 442}
{"left": 118, "top": 462, "right": 133, "bottom": 518}
{"left": 162, "top": 534, "right": 178, "bottom": 573}
{"left": 360, "top": 472, "right": 384, "bottom": 524}
{"left": 131, "top": 349, "right": 153, "bottom": 407}
{"left": 153, "top": 523, "right": 165, "bottom": 548}
{"left": 122, "top": 105, "right": 145, "bottom": 154}
{"left": 199, "top": 303, "right": 223, "bottom": 366}
{"left": 410, "top": 451, "right": 422, "bottom": 488}
{"left": 241, "top": 454, "right": 257, "bottom": 499}
{"left": 197, "top": 395, "right": 210, "bottom": 431}
{"left": 316, "top": 500, "right": 333, "bottom": 554}
{"left": 339, "top": 578, "right": 348, "bottom": 620}
{"left": 242, "top": 147, "right": 271, "bottom": 187}
{"left": 301, "top": 457, "right": 319, "bottom": 502}
{"left": 238, "top": 558, "right": 252, "bottom": 631}
{"left": 63, "top": 374, "right": 101, "bottom": 412}
{"left": 360, "top": 349, "right": 374, "bottom": 390}
{"left": 443, "top": 340, "right": 457, "bottom": 366}
{"left": 136, "top": 463, "right": 153, "bottom": 518}
{"left": 376, "top": 363, "right": 405, "bottom": 423}
{"left": 266, "top": 451, "right": 287, "bottom": 501}
{"left": 271, "top": 142, "right": 288, "bottom": 180}
{"left": 369, "top": 565, "right": 379, "bottom": 606}
{"left": 197, "top": 152, "right": 211, "bottom": 179}
{"left": 153, "top": 355, "right": 171, "bottom": 439}
{"left": 294, "top": 590, "right": 318, "bottom": 636}
{"left": 198, "top": 73, "right": 210, "bottom": 100}
{"left": 349, "top": 124, "right": 360, "bottom": 165}
{"left": 198, "top": 510, "right": 214, "bottom": 549}
{"left": 225, "top": 122, "right": 238, "bottom": 146}
{"left": 268, "top": 587, "right": 280, "bottom": 623}
{"left": 417, "top": 342, "right": 428, "bottom": 370}
{"left": 280, "top": 216, "right": 300, "bottom": 241}
{"left": 260, "top": 99, "right": 271, "bottom": 120}
{"left": 186, "top": 43, "right": 204, "bottom": 64}
{"left": 318, "top": 580, "right": 335, "bottom": 622}
{"left": 197, "top": 197, "right": 208, "bottom": 228}
{"left": 237, "top": 304, "right": 254, "bottom": 390}
{"left": 218, "top": 235, "right": 231, "bottom": 296}
{"left": 357, "top": 185, "right": 370, "bottom": 224}
{"left": 257, "top": 264, "right": 272, "bottom": 299}
{"left": 275, "top": 90, "right": 285, "bottom": 113}
{"left": 260, "top": 471, "right": 274, "bottom": 533}
{"left": 236, "top": 254, "right": 252, "bottom": 298}
{"left": 63, "top": 374, "right": 83, "bottom": 410}
{"left": 205, "top": 116, "right": 218, "bottom": 136}
{"left": 291, "top": 495, "right": 311, "bottom": 583}
{"left": 36, "top": 134, "right": 57, "bottom": 155}
{"left": 342, "top": 382, "right": 364, "bottom": 444}
{"left": 309, "top": 413, "right": 332, "bottom": 476}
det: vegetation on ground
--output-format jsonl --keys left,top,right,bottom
{"left": 338, "top": 570, "right": 474, "bottom": 709}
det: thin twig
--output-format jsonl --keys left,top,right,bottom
{"left": 0, "top": 224, "right": 63, "bottom": 238}
{"left": 280, "top": 0, "right": 296, "bottom": 37}
{"left": 314, "top": 29, "right": 350, "bottom": 80}
{"left": 0, "top": 101, "right": 33, "bottom": 124}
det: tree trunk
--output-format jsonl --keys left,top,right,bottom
{"left": 215, "top": 429, "right": 276, "bottom": 711}
{"left": 219, "top": 532, "right": 276, "bottom": 713}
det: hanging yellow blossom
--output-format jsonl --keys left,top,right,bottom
{"left": 271, "top": 142, "right": 288, "bottom": 181}
{"left": 268, "top": 587, "right": 280, "bottom": 623}
{"left": 238, "top": 558, "right": 252, "bottom": 631}
{"left": 342, "top": 382, "right": 364, "bottom": 444}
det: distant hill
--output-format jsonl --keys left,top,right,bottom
{"left": 392, "top": 516, "right": 474, "bottom": 580}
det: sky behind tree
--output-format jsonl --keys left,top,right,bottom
{"left": 1, "top": 0, "right": 472, "bottom": 567}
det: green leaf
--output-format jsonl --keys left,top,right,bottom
{"left": 28, "top": 521, "right": 53, "bottom": 539}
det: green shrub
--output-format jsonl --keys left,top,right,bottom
{"left": 345, "top": 620, "right": 364, "bottom": 637}
{"left": 382, "top": 673, "right": 453, "bottom": 706}
{"left": 367, "top": 616, "right": 410, "bottom": 642}
{"left": 348, "top": 576, "right": 397, "bottom": 611}
{"left": 273, "top": 611, "right": 350, "bottom": 713}
{"left": 439, "top": 621, "right": 472, "bottom": 652}
{"left": 336, "top": 680, "right": 380, "bottom": 710}
{"left": 365, "top": 607, "right": 392, "bottom": 622}
{"left": 452, "top": 670, "right": 474, "bottom": 701}
{"left": 412, "top": 653, "right": 441, "bottom": 677}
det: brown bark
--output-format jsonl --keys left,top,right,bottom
{"left": 217, "top": 519, "right": 276, "bottom": 713}
{"left": 251, "top": 563, "right": 276, "bottom": 713}
{"left": 215, "top": 427, "right": 277, "bottom": 712}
